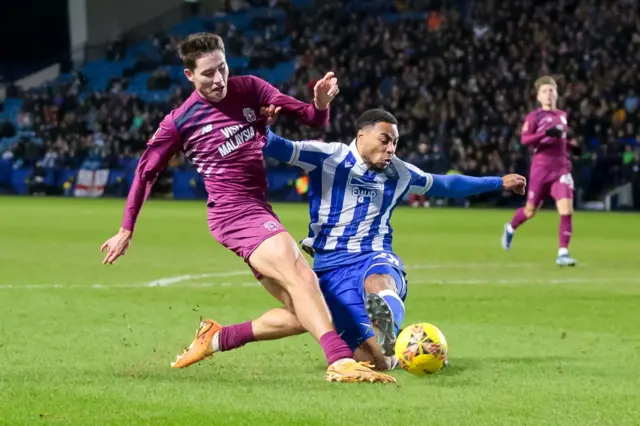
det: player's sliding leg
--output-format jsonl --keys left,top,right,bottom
{"left": 208, "top": 307, "right": 305, "bottom": 354}
{"left": 554, "top": 197, "right": 577, "bottom": 267}
{"left": 317, "top": 273, "right": 397, "bottom": 380}
{"left": 212, "top": 277, "right": 305, "bottom": 353}
{"left": 170, "top": 278, "right": 307, "bottom": 368}
{"left": 363, "top": 271, "right": 406, "bottom": 357}
{"left": 244, "top": 232, "right": 395, "bottom": 383}
{"left": 354, "top": 335, "right": 398, "bottom": 372}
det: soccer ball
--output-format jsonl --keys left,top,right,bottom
{"left": 395, "top": 323, "right": 448, "bottom": 376}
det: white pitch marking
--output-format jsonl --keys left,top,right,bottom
{"left": 2, "top": 276, "right": 640, "bottom": 290}
{"left": 407, "top": 263, "right": 539, "bottom": 270}
{"left": 0, "top": 263, "right": 630, "bottom": 290}
{"left": 146, "top": 271, "right": 251, "bottom": 287}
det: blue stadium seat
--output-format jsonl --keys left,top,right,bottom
{"left": 160, "top": 65, "right": 186, "bottom": 82}
{"left": 82, "top": 59, "right": 134, "bottom": 80}
{"left": 227, "top": 56, "right": 250, "bottom": 70}
{"left": 205, "top": 13, "right": 252, "bottom": 31}
{"left": 139, "top": 90, "right": 173, "bottom": 103}
{"left": 127, "top": 72, "right": 152, "bottom": 91}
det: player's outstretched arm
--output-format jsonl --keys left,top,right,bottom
{"left": 425, "top": 174, "right": 527, "bottom": 198}
{"left": 253, "top": 72, "right": 338, "bottom": 127}
{"left": 263, "top": 128, "right": 341, "bottom": 171}
{"left": 100, "top": 117, "right": 181, "bottom": 264}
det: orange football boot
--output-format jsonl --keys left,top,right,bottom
{"left": 171, "top": 319, "right": 221, "bottom": 368}
{"left": 325, "top": 360, "right": 396, "bottom": 383}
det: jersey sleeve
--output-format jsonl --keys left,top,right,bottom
{"left": 520, "top": 112, "right": 544, "bottom": 146}
{"left": 263, "top": 128, "right": 341, "bottom": 172}
{"left": 251, "top": 76, "right": 330, "bottom": 127}
{"left": 121, "top": 114, "right": 181, "bottom": 232}
{"left": 404, "top": 161, "right": 434, "bottom": 195}
{"left": 426, "top": 174, "right": 503, "bottom": 197}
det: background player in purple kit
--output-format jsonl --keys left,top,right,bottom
{"left": 99, "top": 32, "right": 394, "bottom": 383}
{"left": 502, "top": 76, "right": 578, "bottom": 267}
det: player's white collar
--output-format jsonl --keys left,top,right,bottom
{"left": 349, "top": 138, "right": 366, "bottom": 166}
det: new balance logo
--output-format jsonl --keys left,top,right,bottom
{"left": 201, "top": 124, "right": 213, "bottom": 135}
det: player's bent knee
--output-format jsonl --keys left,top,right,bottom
{"left": 284, "top": 313, "right": 306, "bottom": 335}
{"left": 260, "top": 277, "right": 296, "bottom": 314}
{"left": 364, "top": 274, "right": 397, "bottom": 294}
{"left": 556, "top": 198, "right": 573, "bottom": 215}
{"left": 281, "top": 256, "right": 320, "bottom": 293}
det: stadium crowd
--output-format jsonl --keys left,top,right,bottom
{"left": 1, "top": 0, "right": 639, "bottom": 203}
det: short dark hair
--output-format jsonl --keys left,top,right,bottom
{"left": 178, "top": 33, "right": 225, "bottom": 70}
{"left": 356, "top": 109, "right": 398, "bottom": 130}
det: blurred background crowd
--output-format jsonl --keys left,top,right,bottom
{"left": 1, "top": 0, "right": 639, "bottom": 205}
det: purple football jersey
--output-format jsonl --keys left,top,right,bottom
{"left": 521, "top": 108, "right": 572, "bottom": 177}
{"left": 122, "top": 75, "right": 329, "bottom": 231}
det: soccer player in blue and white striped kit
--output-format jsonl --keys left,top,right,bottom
{"left": 198, "top": 108, "right": 526, "bottom": 374}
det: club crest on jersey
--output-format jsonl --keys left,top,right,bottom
{"left": 243, "top": 108, "right": 257, "bottom": 122}
{"left": 264, "top": 221, "right": 279, "bottom": 231}
{"left": 349, "top": 176, "right": 382, "bottom": 202}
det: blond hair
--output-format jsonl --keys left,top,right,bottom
{"left": 534, "top": 76, "right": 557, "bottom": 92}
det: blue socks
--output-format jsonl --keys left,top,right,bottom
{"left": 378, "top": 289, "right": 405, "bottom": 335}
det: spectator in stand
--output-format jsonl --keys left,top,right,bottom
{"left": 3, "top": 0, "right": 639, "bottom": 206}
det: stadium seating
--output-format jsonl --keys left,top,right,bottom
{"left": 1, "top": 0, "right": 638, "bottom": 207}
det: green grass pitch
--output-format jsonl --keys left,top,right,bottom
{"left": 0, "top": 197, "right": 639, "bottom": 425}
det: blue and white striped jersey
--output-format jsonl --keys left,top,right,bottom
{"left": 264, "top": 131, "right": 434, "bottom": 271}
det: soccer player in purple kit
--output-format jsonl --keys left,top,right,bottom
{"left": 502, "top": 76, "right": 578, "bottom": 266}
{"left": 99, "top": 33, "right": 394, "bottom": 383}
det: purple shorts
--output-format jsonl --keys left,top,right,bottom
{"left": 527, "top": 171, "right": 574, "bottom": 207}
{"left": 207, "top": 200, "right": 287, "bottom": 279}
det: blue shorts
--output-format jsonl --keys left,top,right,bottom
{"left": 317, "top": 252, "right": 407, "bottom": 351}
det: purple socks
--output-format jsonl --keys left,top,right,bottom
{"left": 559, "top": 215, "right": 573, "bottom": 249}
{"left": 510, "top": 207, "right": 530, "bottom": 230}
{"left": 320, "top": 331, "right": 353, "bottom": 366}
{"left": 218, "top": 321, "right": 256, "bottom": 352}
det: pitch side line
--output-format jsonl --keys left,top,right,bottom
{"left": 0, "top": 263, "right": 542, "bottom": 289}
{"left": 0, "top": 265, "right": 637, "bottom": 290}
{"left": 1, "top": 277, "right": 638, "bottom": 290}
